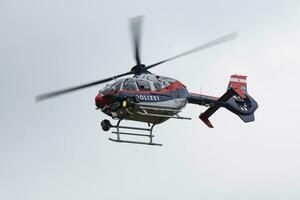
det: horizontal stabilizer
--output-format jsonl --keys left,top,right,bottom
{"left": 199, "top": 88, "right": 237, "bottom": 128}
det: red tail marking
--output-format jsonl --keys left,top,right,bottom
{"left": 229, "top": 75, "right": 247, "bottom": 98}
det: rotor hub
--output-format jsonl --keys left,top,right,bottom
{"left": 130, "top": 64, "right": 148, "bottom": 75}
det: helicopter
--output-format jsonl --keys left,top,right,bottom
{"left": 36, "top": 16, "right": 258, "bottom": 146}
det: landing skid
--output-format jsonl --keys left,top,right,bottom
{"left": 106, "top": 119, "right": 162, "bottom": 146}
{"left": 109, "top": 138, "right": 162, "bottom": 146}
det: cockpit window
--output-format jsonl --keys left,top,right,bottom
{"left": 112, "top": 80, "right": 122, "bottom": 91}
{"left": 123, "top": 78, "right": 137, "bottom": 91}
{"left": 100, "top": 80, "right": 122, "bottom": 95}
{"left": 136, "top": 80, "right": 151, "bottom": 91}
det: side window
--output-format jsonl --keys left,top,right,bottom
{"left": 154, "top": 82, "right": 162, "bottom": 91}
{"left": 123, "top": 79, "right": 137, "bottom": 91}
{"left": 136, "top": 80, "right": 151, "bottom": 91}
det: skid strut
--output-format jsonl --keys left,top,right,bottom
{"left": 107, "top": 119, "right": 162, "bottom": 146}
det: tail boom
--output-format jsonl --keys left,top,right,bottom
{"left": 188, "top": 75, "right": 258, "bottom": 128}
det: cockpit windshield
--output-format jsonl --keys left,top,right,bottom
{"left": 100, "top": 80, "right": 122, "bottom": 95}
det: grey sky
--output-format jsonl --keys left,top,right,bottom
{"left": 1, "top": 0, "right": 300, "bottom": 199}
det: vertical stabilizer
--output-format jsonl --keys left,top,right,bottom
{"left": 227, "top": 74, "right": 247, "bottom": 98}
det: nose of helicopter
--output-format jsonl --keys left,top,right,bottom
{"left": 95, "top": 94, "right": 106, "bottom": 108}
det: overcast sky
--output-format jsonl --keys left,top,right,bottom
{"left": 1, "top": 0, "right": 300, "bottom": 199}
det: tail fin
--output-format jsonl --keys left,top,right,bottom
{"left": 199, "top": 75, "right": 258, "bottom": 128}
{"left": 227, "top": 74, "right": 247, "bottom": 98}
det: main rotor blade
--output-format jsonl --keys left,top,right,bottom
{"left": 130, "top": 15, "right": 143, "bottom": 65}
{"left": 146, "top": 31, "right": 238, "bottom": 70}
{"left": 35, "top": 71, "right": 133, "bottom": 102}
